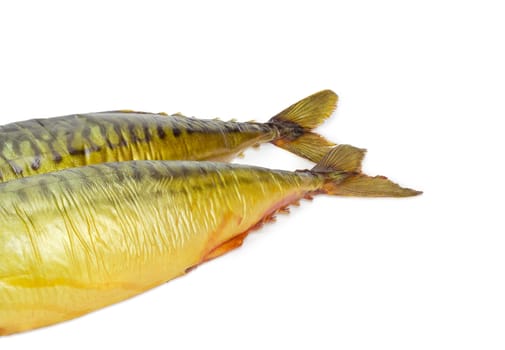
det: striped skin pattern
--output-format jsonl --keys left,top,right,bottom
{"left": 0, "top": 112, "right": 274, "bottom": 182}
{"left": 0, "top": 160, "right": 321, "bottom": 335}
{"left": 0, "top": 89, "right": 339, "bottom": 182}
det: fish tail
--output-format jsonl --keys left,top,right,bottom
{"left": 268, "top": 90, "right": 338, "bottom": 162}
{"left": 311, "top": 144, "right": 422, "bottom": 197}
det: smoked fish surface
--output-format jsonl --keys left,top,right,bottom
{"left": 0, "top": 90, "right": 337, "bottom": 182}
{"left": 0, "top": 145, "right": 421, "bottom": 335}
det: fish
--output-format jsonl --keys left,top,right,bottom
{"left": 0, "top": 145, "right": 421, "bottom": 335}
{"left": 0, "top": 90, "right": 337, "bottom": 182}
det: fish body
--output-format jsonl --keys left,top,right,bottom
{"left": 0, "top": 161, "right": 318, "bottom": 335}
{"left": 0, "top": 90, "right": 337, "bottom": 182}
{"left": 0, "top": 145, "right": 420, "bottom": 335}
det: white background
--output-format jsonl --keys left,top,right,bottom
{"left": 0, "top": 1, "right": 504, "bottom": 349}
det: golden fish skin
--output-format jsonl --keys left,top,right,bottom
{"left": 0, "top": 90, "right": 337, "bottom": 182}
{"left": 0, "top": 145, "right": 420, "bottom": 335}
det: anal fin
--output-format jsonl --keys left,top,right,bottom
{"left": 202, "top": 232, "right": 249, "bottom": 263}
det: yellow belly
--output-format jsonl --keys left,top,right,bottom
{"left": 0, "top": 161, "right": 313, "bottom": 335}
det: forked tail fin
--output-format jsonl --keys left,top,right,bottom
{"left": 311, "top": 145, "right": 422, "bottom": 197}
{"left": 269, "top": 90, "right": 337, "bottom": 162}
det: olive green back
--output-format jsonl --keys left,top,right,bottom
{"left": 0, "top": 112, "right": 275, "bottom": 182}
